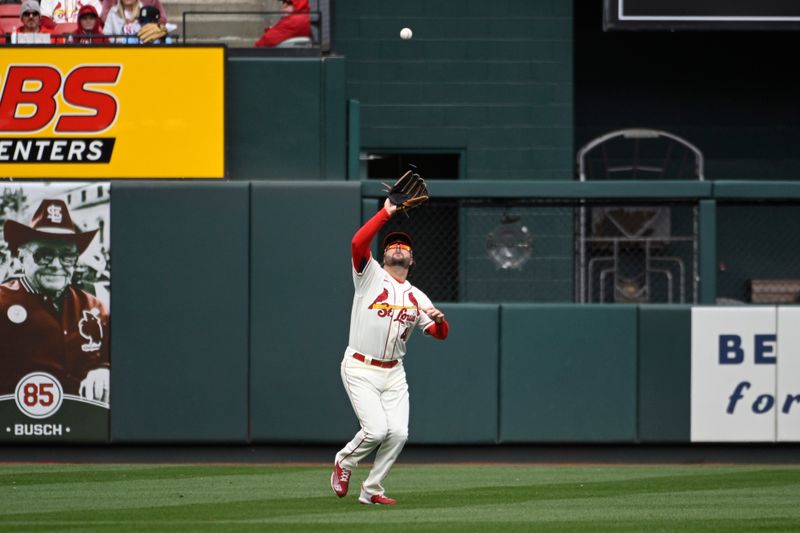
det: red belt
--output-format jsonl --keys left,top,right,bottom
{"left": 353, "top": 353, "right": 399, "bottom": 368}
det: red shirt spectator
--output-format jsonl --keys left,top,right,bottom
{"left": 255, "top": 0, "right": 310, "bottom": 48}
{"left": 71, "top": 4, "right": 107, "bottom": 42}
{"left": 10, "top": 0, "right": 56, "bottom": 42}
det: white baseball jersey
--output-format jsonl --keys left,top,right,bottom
{"left": 40, "top": 0, "right": 102, "bottom": 22}
{"left": 345, "top": 255, "right": 434, "bottom": 361}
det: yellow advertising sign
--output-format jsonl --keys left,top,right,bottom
{"left": 0, "top": 46, "right": 225, "bottom": 178}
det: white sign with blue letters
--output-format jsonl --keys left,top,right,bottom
{"left": 691, "top": 307, "right": 777, "bottom": 442}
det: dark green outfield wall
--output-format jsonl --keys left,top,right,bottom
{"left": 249, "top": 182, "right": 360, "bottom": 443}
{"left": 637, "top": 306, "right": 691, "bottom": 442}
{"left": 227, "top": 56, "right": 346, "bottom": 181}
{"left": 406, "top": 304, "right": 499, "bottom": 444}
{"left": 500, "top": 305, "right": 638, "bottom": 443}
{"left": 334, "top": 1, "right": 573, "bottom": 180}
{"left": 111, "top": 183, "right": 250, "bottom": 442}
{"left": 107, "top": 182, "right": 699, "bottom": 444}
{"left": 97, "top": 0, "right": 800, "bottom": 443}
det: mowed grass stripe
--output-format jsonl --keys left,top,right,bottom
{"left": 0, "top": 465, "right": 308, "bottom": 487}
{"left": 0, "top": 465, "right": 799, "bottom": 532}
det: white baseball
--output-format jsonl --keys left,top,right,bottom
{"left": 400, "top": 27, "right": 413, "bottom": 40}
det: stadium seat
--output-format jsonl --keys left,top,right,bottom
{"left": 0, "top": 4, "right": 18, "bottom": 17}
{"left": 0, "top": 18, "right": 17, "bottom": 34}
{"left": 276, "top": 36, "right": 311, "bottom": 48}
{"left": 0, "top": 4, "right": 18, "bottom": 35}
{"left": 53, "top": 22, "right": 75, "bottom": 35}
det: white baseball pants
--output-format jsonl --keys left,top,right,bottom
{"left": 336, "top": 355, "right": 409, "bottom": 496}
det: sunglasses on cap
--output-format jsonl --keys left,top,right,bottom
{"left": 27, "top": 247, "right": 79, "bottom": 267}
{"left": 384, "top": 243, "right": 412, "bottom": 252}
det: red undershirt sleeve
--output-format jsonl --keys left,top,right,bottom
{"left": 352, "top": 208, "right": 391, "bottom": 272}
{"left": 424, "top": 320, "right": 449, "bottom": 340}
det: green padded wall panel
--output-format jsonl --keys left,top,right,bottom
{"left": 227, "top": 57, "right": 346, "bottom": 181}
{"left": 249, "top": 182, "right": 361, "bottom": 442}
{"left": 406, "top": 304, "right": 499, "bottom": 444}
{"left": 500, "top": 304, "right": 638, "bottom": 442}
{"left": 110, "top": 182, "right": 249, "bottom": 442}
{"left": 637, "top": 305, "right": 691, "bottom": 442}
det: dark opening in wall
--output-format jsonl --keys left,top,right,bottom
{"left": 365, "top": 152, "right": 460, "bottom": 181}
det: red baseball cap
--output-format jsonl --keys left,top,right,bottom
{"left": 383, "top": 231, "right": 413, "bottom": 250}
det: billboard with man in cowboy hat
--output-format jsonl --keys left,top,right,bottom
{"left": 0, "top": 183, "right": 110, "bottom": 442}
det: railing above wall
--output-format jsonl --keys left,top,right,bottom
{"left": 361, "top": 180, "right": 713, "bottom": 199}
{"left": 361, "top": 179, "right": 800, "bottom": 199}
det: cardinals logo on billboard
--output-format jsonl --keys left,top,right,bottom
{"left": 78, "top": 308, "right": 104, "bottom": 352}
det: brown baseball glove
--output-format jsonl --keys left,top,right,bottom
{"left": 138, "top": 23, "right": 168, "bottom": 44}
{"left": 384, "top": 170, "right": 429, "bottom": 211}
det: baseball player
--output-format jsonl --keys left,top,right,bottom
{"left": 331, "top": 197, "right": 449, "bottom": 505}
{"left": 0, "top": 199, "right": 109, "bottom": 401}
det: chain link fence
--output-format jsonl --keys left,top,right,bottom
{"left": 373, "top": 197, "right": 699, "bottom": 304}
{"left": 717, "top": 201, "right": 800, "bottom": 304}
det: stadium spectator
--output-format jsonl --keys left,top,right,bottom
{"left": 254, "top": 0, "right": 310, "bottom": 48}
{"left": 99, "top": 0, "right": 164, "bottom": 23}
{"left": 0, "top": 199, "right": 109, "bottom": 401}
{"left": 69, "top": 3, "right": 107, "bottom": 42}
{"left": 135, "top": 4, "right": 168, "bottom": 43}
{"left": 40, "top": 0, "right": 102, "bottom": 26}
{"left": 102, "top": 0, "right": 139, "bottom": 42}
{"left": 10, "top": 0, "right": 55, "bottom": 42}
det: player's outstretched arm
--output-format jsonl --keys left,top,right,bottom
{"left": 351, "top": 200, "right": 396, "bottom": 273}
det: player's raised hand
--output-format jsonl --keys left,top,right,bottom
{"left": 422, "top": 306, "right": 445, "bottom": 324}
{"left": 384, "top": 198, "right": 399, "bottom": 216}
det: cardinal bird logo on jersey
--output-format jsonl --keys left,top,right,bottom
{"left": 408, "top": 292, "right": 419, "bottom": 308}
{"left": 368, "top": 288, "right": 391, "bottom": 317}
{"left": 368, "top": 288, "right": 389, "bottom": 309}
{"left": 79, "top": 308, "right": 103, "bottom": 352}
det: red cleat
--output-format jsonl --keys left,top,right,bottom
{"left": 359, "top": 493, "right": 397, "bottom": 505}
{"left": 331, "top": 462, "right": 351, "bottom": 498}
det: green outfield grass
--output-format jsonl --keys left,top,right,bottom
{"left": 1, "top": 463, "right": 799, "bottom": 531}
